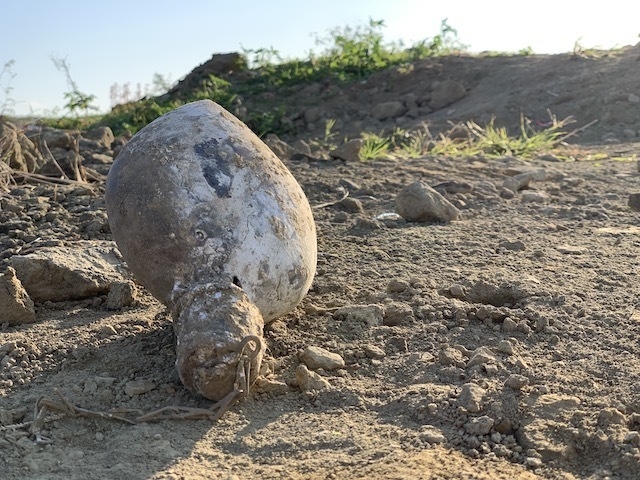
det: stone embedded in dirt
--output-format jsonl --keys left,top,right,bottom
{"left": 419, "top": 425, "right": 447, "bottom": 444}
{"left": 521, "top": 191, "right": 548, "bottom": 203}
{"left": 11, "top": 241, "right": 129, "bottom": 302}
{"left": 333, "top": 304, "right": 384, "bottom": 327}
{"left": 598, "top": 408, "right": 627, "bottom": 429}
{"left": 466, "top": 347, "right": 497, "bottom": 369}
{"left": 497, "top": 340, "right": 515, "bottom": 355}
{"left": 395, "top": 181, "right": 460, "bottom": 222}
{"left": 0, "top": 267, "right": 36, "bottom": 326}
{"left": 338, "top": 197, "right": 364, "bottom": 213}
{"left": 383, "top": 302, "right": 414, "bottom": 326}
{"left": 498, "top": 239, "right": 526, "bottom": 251}
{"left": 556, "top": 244, "right": 587, "bottom": 255}
{"left": 372, "top": 101, "right": 407, "bottom": 121}
{"left": 124, "top": 379, "right": 156, "bottom": 396}
{"left": 329, "top": 139, "right": 364, "bottom": 162}
{"left": 449, "top": 283, "right": 466, "bottom": 298}
{"left": 505, "top": 374, "right": 529, "bottom": 390}
{"left": 296, "top": 364, "right": 331, "bottom": 392}
{"left": 82, "top": 126, "right": 115, "bottom": 149}
{"left": 38, "top": 128, "right": 72, "bottom": 149}
{"left": 299, "top": 346, "right": 345, "bottom": 371}
{"left": 265, "top": 134, "right": 297, "bottom": 160}
{"left": 627, "top": 193, "right": 640, "bottom": 211}
{"left": 387, "top": 279, "right": 411, "bottom": 293}
{"left": 432, "top": 180, "right": 474, "bottom": 194}
{"left": 254, "top": 377, "right": 289, "bottom": 396}
{"left": 465, "top": 415, "right": 494, "bottom": 436}
{"left": 457, "top": 383, "right": 486, "bottom": 413}
{"left": 105, "top": 281, "right": 137, "bottom": 310}
{"left": 516, "top": 394, "right": 582, "bottom": 461}
{"left": 363, "top": 344, "right": 386, "bottom": 359}
{"left": 439, "top": 347, "right": 466, "bottom": 367}
{"left": 429, "top": 79, "right": 466, "bottom": 110}
{"left": 303, "top": 106, "right": 323, "bottom": 124}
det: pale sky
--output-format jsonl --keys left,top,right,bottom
{"left": 2, "top": 0, "right": 638, "bottom": 116}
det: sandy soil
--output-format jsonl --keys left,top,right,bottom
{"left": 2, "top": 47, "right": 640, "bottom": 480}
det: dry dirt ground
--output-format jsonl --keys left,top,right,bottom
{"left": 2, "top": 47, "right": 640, "bottom": 480}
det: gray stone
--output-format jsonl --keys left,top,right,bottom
{"left": 465, "top": 415, "right": 494, "bottom": 435}
{"left": 503, "top": 172, "right": 534, "bottom": 192}
{"left": 338, "top": 197, "right": 364, "bottom": 213}
{"left": 429, "top": 80, "right": 466, "bottom": 110}
{"left": 372, "top": 101, "right": 407, "bottom": 121}
{"left": 505, "top": 374, "right": 529, "bottom": 390}
{"left": 124, "top": 379, "right": 156, "bottom": 396}
{"left": 299, "top": 346, "right": 345, "bottom": 370}
{"left": 0, "top": 267, "right": 36, "bottom": 325}
{"left": 498, "top": 239, "right": 526, "bottom": 251}
{"left": 39, "top": 128, "right": 72, "bottom": 149}
{"left": 396, "top": 181, "right": 460, "bottom": 222}
{"left": 105, "top": 281, "right": 137, "bottom": 310}
{"left": 383, "top": 302, "right": 414, "bottom": 326}
{"left": 521, "top": 191, "right": 548, "bottom": 203}
{"left": 265, "top": 134, "right": 297, "bottom": 160}
{"left": 330, "top": 139, "right": 363, "bottom": 162}
{"left": 458, "top": 383, "right": 486, "bottom": 413}
{"left": 83, "top": 126, "right": 115, "bottom": 148}
{"left": 420, "top": 426, "right": 447, "bottom": 444}
{"left": 628, "top": 193, "right": 640, "bottom": 211}
{"left": 466, "top": 347, "right": 497, "bottom": 368}
{"left": 11, "top": 241, "right": 128, "bottom": 302}
{"left": 296, "top": 364, "right": 331, "bottom": 392}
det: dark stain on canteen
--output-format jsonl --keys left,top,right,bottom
{"left": 194, "top": 138, "right": 232, "bottom": 198}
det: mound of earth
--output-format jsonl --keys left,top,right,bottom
{"left": 1, "top": 47, "right": 640, "bottom": 479}
{"left": 169, "top": 45, "right": 640, "bottom": 145}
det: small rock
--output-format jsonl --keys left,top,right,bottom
{"left": 439, "top": 347, "right": 465, "bottom": 367}
{"left": 383, "top": 302, "right": 414, "bottom": 326}
{"left": 521, "top": 191, "right": 548, "bottom": 203}
{"left": 299, "top": 346, "right": 345, "bottom": 370}
{"left": 264, "top": 134, "right": 296, "bottom": 160}
{"left": 450, "top": 284, "right": 466, "bottom": 298}
{"left": 329, "top": 139, "right": 364, "bottom": 162}
{"left": 99, "top": 324, "right": 118, "bottom": 337}
{"left": 296, "top": 364, "right": 331, "bottom": 392}
{"left": 466, "top": 347, "right": 497, "bottom": 368}
{"left": 396, "top": 181, "right": 460, "bottom": 222}
{"left": 83, "top": 126, "right": 115, "bottom": 148}
{"left": 505, "top": 374, "right": 529, "bottom": 390}
{"left": 497, "top": 340, "right": 514, "bottom": 355}
{"left": 525, "top": 457, "right": 543, "bottom": 468}
{"left": 465, "top": 415, "right": 494, "bottom": 435}
{"left": 628, "top": 193, "right": 640, "bottom": 211}
{"left": 387, "top": 336, "right": 409, "bottom": 353}
{"left": 254, "top": 377, "right": 289, "bottom": 395}
{"left": 333, "top": 304, "right": 384, "bottom": 327}
{"left": 458, "top": 383, "right": 486, "bottom": 413}
{"left": 498, "top": 240, "right": 526, "bottom": 251}
{"left": 503, "top": 173, "right": 533, "bottom": 192}
{"left": 372, "top": 101, "right": 407, "bottom": 121}
{"left": 419, "top": 426, "right": 447, "bottom": 444}
{"left": 105, "top": 281, "right": 137, "bottom": 310}
{"left": 556, "top": 244, "right": 587, "bottom": 255}
{"left": 432, "top": 180, "right": 473, "bottom": 194}
{"left": 0, "top": 267, "right": 36, "bottom": 325}
{"left": 502, "top": 317, "right": 518, "bottom": 332}
{"left": 338, "top": 197, "right": 363, "bottom": 213}
{"left": 387, "top": 279, "right": 411, "bottom": 293}
{"left": 11, "top": 241, "right": 129, "bottom": 302}
{"left": 500, "top": 188, "right": 516, "bottom": 199}
{"left": 124, "top": 379, "right": 156, "bottom": 396}
{"left": 363, "top": 344, "right": 386, "bottom": 359}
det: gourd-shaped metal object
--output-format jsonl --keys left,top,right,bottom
{"left": 106, "top": 100, "right": 317, "bottom": 400}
